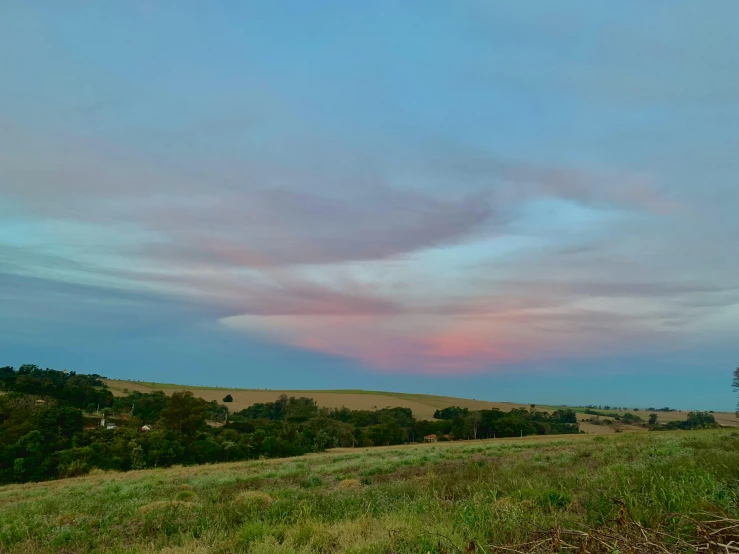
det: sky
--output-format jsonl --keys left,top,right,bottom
{"left": 1, "top": 1, "right": 737, "bottom": 411}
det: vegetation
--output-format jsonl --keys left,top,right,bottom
{"left": 0, "top": 365, "right": 578, "bottom": 485}
{"left": 432, "top": 406, "right": 469, "bottom": 419}
{"left": 652, "top": 410, "right": 719, "bottom": 431}
{"left": 0, "top": 364, "right": 112, "bottom": 411}
{"left": 0, "top": 430, "right": 737, "bottom": 553}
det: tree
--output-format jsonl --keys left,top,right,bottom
{"left": 551, "top": 409, "right": 577, "bottom": 424}
{"left": 159, "top": 391, "right": 209, "bottom": 436}
{"left": 648, "top": 413, "right": 658, "bottom": 425}
{"left": 733, "top": 367, "right": 739, "bottom": 417}
{"left": 223, "top": 394, "right": 233, "bottom": 403}
{"left": 468, "top": 411, "right": 482, "bottom": 440}
{"left": 433, "top": 406, "right": 469, "bottom": 420}
{"left": 682, "top": 411, "right": 717, "bottom": 430}
{"left": 36, "top": 406, "right": 84, "bottom": 438}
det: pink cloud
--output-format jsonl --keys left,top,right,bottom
{"left": 220, "top": 312, "right": 540, "bottom": 373}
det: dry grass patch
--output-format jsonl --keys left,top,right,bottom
{"left": 234, "top": 490, "right": 273, "bottom": 508}
{"left": 337, "top": 478, "right": 362, "bottom": 490}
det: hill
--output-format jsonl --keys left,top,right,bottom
{"left": 104, "top": 379, "right": 739, "bottom": 435}
{"left": 105, "top": 379, "right": 528, "bottom": 420}
{"left": 1, "top": 430, "right": 738, "bottom": 553}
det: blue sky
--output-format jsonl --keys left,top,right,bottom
{"left": 1, "top": 2, "right": 737, "bottom": 410}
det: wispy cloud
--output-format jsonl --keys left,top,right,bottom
{"left": 1, "top": 1, "right": 737, "bottom": 388}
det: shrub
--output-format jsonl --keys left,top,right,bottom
{"left": 174, "top": 490, "right": 196, "bottom": 502}
{"left": 300, "top": 475, "right": 323, "bottom": 488}
{"left": 238, "top": 521, "right": 271, "bottom": 548}
{"left": 59, "top": 459, "right": 89, "bottom": 479}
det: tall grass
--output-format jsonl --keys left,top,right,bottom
{"left": 0, "top": 430, "right": 737, "bottom": 553}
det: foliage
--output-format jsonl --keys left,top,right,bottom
{"left": 223, "top": 394, "right": 233, "bottom": 403}
{"left": 112, "top": 391, "right": 168, "bottom": 424}
{"left": 0, "top": 365, "right": 584, "bottom": 485}
{"left": 653, "top": 411, "right": 718, "bottom": 431}
{"left": 159, "top": 391, "right": 210, "bottom": 436}
{"left": 433, "top": 406, "right": 469, "bottom": 419}
{"left": 0, "top": 365, "right": 112, "bottom": 410}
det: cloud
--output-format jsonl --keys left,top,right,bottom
{"left": 425, "top": 146, "right": 674, "bottom": 213}
{"left": 0, "top": 94, "right": 733, "bottom": 377}
{"left": 131, "top": 186, "right": 495, "bottom": 267}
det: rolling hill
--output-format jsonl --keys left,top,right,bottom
{"left": 104, "top": 379, "right": 739, "bottom": 435}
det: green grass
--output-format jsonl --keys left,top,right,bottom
{"left": 1, "top": 430, "right": 738, "bottom": 553}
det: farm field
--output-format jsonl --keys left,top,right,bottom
{"left": 104, "top": 379, "right": 739, "bottom": 435}
{"left": 104, "top": 380, "right": 533, "bottom": 421}
{"left": 1, "top": 429, "right": 738, "bottom": 553}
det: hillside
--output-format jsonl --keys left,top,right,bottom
{"left": 1, "top": 430, "right": 738, "bottom": 553}
{"left": 104, "top": 379, "right": 739, "bottom": 435}
{"left": 105, "top": 379, "right": 528, "bottom": 420}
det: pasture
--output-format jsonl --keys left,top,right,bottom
{"left": 1, "top": 429, "right": 738, "bottom": 553}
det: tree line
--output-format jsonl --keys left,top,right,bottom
{"left": 0, "top": 364, "right": 583, "bottom": 484}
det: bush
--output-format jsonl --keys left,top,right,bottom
{"left": 223, "top": 394, "right": 233, "bottom": 403}
{"left": 59, "top": 459, "right": 88, "bottom": 479}
{"left": 174, "top": 490, "right": 196, "bottom": 502}
{"left": 300, "top": 475, "right": 323, "bottom": 488}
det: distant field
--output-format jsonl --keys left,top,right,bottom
{"left": 104, "top": 379, "right": 530, "bottom": 421}
{"left": 1, "top": 429, "right": 738, "bottom": 553}
{"left": 104, "top": 379, "right": 739, "bottom": 434}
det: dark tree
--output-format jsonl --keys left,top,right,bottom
{"left": 223, "top": 394, "right": 233, "bottom": 403}
{"left": 433, "top": 406, "right": 469, "bottom": 420}
{"left": 648, "top": 413, "right": 658, "bottom": 425}
{"left": 551, "top": 409, "right": 577, "bottom": 424}
{"left": 159, "top": 391, "right": 209, "bottom": 436}
{"left": 733, "top": 367, "right": 739, "bottom": 417}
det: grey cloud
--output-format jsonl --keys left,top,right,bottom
{"left": 503, "top": 280, "right": 734, "bottom": 298}
{"left": 133, "top": 187, "right": 494, "bottom": 267}
{"left": 0, "top": 271, "right": 223, "bottom": 341}
{"left": 0, "top": 127, "right": 497, "bottom": 266}
{"left": 424, "top": 146, "right": 669, "bottom": 213}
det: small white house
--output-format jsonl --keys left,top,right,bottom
{"left": 140, "top": 425, "right": 152, "bottom": 432}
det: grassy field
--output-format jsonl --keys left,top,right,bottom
{"left": 1, "top": 429, "right": 738, "bottom": 553}
{"left": 104, "top": 379, "right": 739, "bottom": 435}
